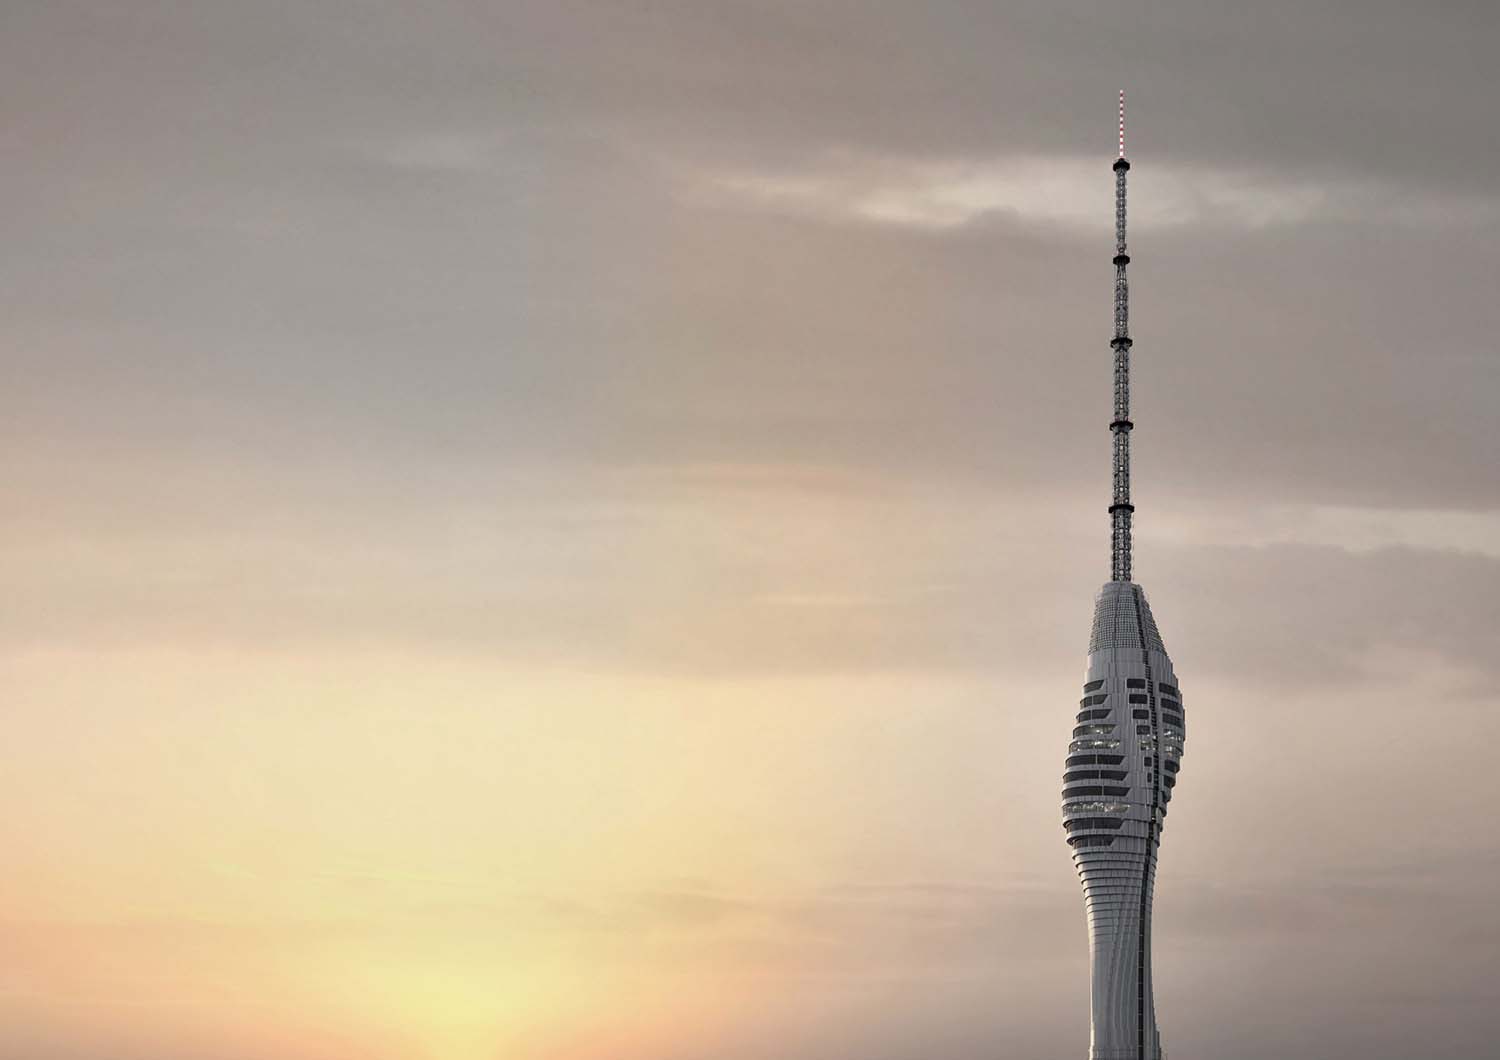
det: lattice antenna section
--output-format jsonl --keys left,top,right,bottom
{"left": 1109, "top": 90, "right": 1135, "bottom": 582}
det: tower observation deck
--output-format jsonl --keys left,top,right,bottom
{"left": 1060, "top": 93, "right": 1187, "bottom": 1060}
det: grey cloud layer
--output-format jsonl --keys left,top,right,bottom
{"left": 9, "top": 454, "right": 1499, "bottom": 690}
{"left": 4, "top": 1, "right": 1497, "bottom": 509}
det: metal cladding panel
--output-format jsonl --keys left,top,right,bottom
{"left": 1089, "top": 580, "right": 1164, "bottom": 654}
{"left": 1064, "top": 581, "right": 1185, "bottom": 1060}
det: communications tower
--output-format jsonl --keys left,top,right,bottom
{"left": 1061, "top": 93, "right": 1187, "bottom": 1060}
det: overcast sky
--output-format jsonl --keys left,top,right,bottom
{"left": 3, "top": 3, "right": 1498, "bottom": 1059}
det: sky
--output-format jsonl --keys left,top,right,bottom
{"left": 3, "top": 2, "right": 1499, "bottom": 1058}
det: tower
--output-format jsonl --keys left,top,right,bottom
{"left": 1062, "top": 93, "right": 1187, "bottom": 1060}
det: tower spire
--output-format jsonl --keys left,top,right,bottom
{"left": 1109, "top": 91, "right": 1134, "bottom": 582}
{"left": 1118, "top": 88, "right": 1126, "bottom": 158}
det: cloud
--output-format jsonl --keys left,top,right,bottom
{"left": 685, "top": 152, "right": 1500, "bottom": 233}
{"left": 5, "top": 444, "right": 1500, "bottom": 689}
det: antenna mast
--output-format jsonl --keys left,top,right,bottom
{"left": 1109, "top": 90, "right": 1135, "bottom": 582}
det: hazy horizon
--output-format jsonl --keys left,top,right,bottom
{"left": 3, "top": 3, "right": 1498, "bottom": 1058}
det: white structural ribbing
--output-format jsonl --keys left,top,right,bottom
{"left": 1062, "top": 102, "right": 1186, "bottom": 1060}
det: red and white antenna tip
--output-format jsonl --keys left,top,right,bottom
{"left": 1118, "top": 90, "right": 1126, "bottom": 158}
